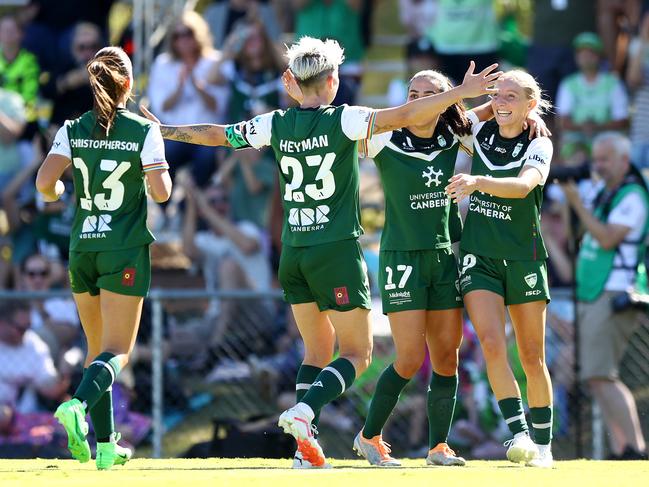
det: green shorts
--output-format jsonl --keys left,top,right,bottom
{"left": 278, "top": 239, "right": 371, "bottom": 312}
{"left": 379, "top": 247, "right": 462, "bottom": 314}
{"left": 458, "top": 251, "right": 550, "bottom": 305}
{"left": 69, "top": 245, "right": 151, "bottom": 297}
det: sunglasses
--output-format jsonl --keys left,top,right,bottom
{"left": 172, "top": 29, "right": 194, "bottom": 40}
{"left": 75, "top": 43, "right": 99, "bottom": 51}
{"left": 26, "top": 269, "right": 49, "bottom": 278}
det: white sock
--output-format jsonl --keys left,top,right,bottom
{"left": 295, "top": 402, "right": 315, "bottom": 422}
{"left": 537, "top": 443, "right": 551, "bottom": 455}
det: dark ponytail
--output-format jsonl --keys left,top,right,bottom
{"left": 87, "top": 46, "right": 133, "bottom": 137}
{"left": 408, "top": 70, "right": 472, "bottom": 137}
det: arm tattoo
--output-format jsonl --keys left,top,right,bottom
{"left": 160, "top": 124, "right": 213, "bottom": 143}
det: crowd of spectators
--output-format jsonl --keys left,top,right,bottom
{"left": 0, "top": 0, "right": 647, "bottom": 459}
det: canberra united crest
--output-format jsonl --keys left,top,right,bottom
{"left": 524, "top": 273, "right": 538, "bottom": 288}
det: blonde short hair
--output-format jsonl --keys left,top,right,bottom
{"left": 286, "top": 36, "right": 345, "bottom": 85}
{"left": 499, "top": 70, "right": 552, "bottom": 115}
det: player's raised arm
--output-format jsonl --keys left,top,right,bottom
{"left": 371, "top": 61, "right": 502, "bottom": 135}
{"left": 139, "top": 105, "right": 231, "bottom": 147}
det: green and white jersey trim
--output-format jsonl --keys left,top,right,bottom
{"left": 467, "top": 111, "right": 552, "bottom": 184}
{"left": 48, "top": 122, "right": 168, "bottom": 173}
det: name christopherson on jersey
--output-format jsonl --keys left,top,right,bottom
{"left": 468, "top": 195, "right": 512, "bottom": 220}
{"left": 279, "top": 135, "right": 329, "bottom": 153}
{"left": 70, "top": 139, "right": 140, "bottom": 151}
{"left": 409, "top": 191, "right": 449, "bottom": 209}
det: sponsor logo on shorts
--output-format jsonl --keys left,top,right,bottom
{"left": 334, "top": 286, "right": 350, "bottom": 306}
{"left": 459, "top": 274, "right": 472, "bottom": 290}
{"left": 122, "top": 268, "right": 136, "bottom": 287}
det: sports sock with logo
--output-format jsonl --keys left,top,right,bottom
{"left": 82, "top": 367, "right": 115, "bottom": 443}
{"left": 498, "top": 397, "right": 529, "bottom": 436}
{"left": 74, "top": 352, "right": 121, "bottom": 411}
{"left": 299, "top": 357, "right": 356, "bottom": 413}
{"left": 530, "top": 406, "right": 553, "bottom": 445}
{"left": 296, "top": 365, "right": 322, "bottom": 427}
{"left": 427, "top": 372, "right": 458, "bottom": 448}
{"left": 362, "top": 364, "right": 409, "bottom": 439}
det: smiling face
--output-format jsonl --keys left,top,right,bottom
{"left": 491, "top": 78, "right": 536, "bottom": 131}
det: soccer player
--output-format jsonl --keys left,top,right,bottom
{"left": 445, "top": 70, "right": 554, "bottom": 468}
{"left": 140, "top": 36, "right": 499, "bottom": 468}
{"left": 35, "top": 46, "right": 172, "bottom": 470}
{"left": 353, "top": 70, "right": 549, "bottom": 467}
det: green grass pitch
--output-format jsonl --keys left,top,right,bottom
{"left": 1, "top": 459, "right": 649, "bottom": 487}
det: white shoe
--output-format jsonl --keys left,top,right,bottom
{"left": 527, "top": 445, "right": 553, "bottom": 468}
{"left": 504, "top": 433, "right": 538, "bottom": 464}
{"left": 353, "top": 431, "right": 401, "bottom": 467}
{"left": 278, "top": 404, "right": 326, "bottom": 468}
{"left": 292, "top": 450, "right": 332, "bottom": 469}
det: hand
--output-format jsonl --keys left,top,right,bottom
{"left": 459, "top": 61, "right": 502, "bottom": 99}
{"left": 282, "top": 69, "right": 304, "bottom": 104}
{"left": 42, "top": 180, "right": 65, "bottom": 202}
{"left": 640, "top": 13, "right": 649, "bottom": 42}
{"left": 523, "top": 112, "right": 552, "bottom": 140}
{"left": 140, "top": 105, "right": 161, "bottom": 124}
{"left": 179, "top": 65, "right": 190, "bottom": 85}
{"left": 559, "top": 181, "right": 581, "bottom": 207}
{"left": 445, "top": 173, "right": 480, "bottom": 203}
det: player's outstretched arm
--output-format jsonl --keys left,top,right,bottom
{"left": 372, "top": 61, "right": 502, "bottom": 135}
{"left": 140, "top": 105, "right": 232, "bottom": 147}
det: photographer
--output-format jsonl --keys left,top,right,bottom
{"left": 561, "top": 132, "right": 648, "bottom": 460}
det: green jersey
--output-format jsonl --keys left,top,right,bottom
{"left": 461, "top": 113, "right": 553, "bottom": 261}
{"left": 363, "top": 124, "right": 471, "bottom": 251}
{"left": 48, "top": 109, "right": 169, "bottom": 252}
{"left": 238, "top": 104, "right": 376, "bottom": 247}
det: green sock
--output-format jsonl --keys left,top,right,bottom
{"left": 427, "top": 372, "right": 458, "bottom": 448}
{"left": 82, "top": 367, "right": 114, "bottom": 443}
{"left": 296, "top": 365, "right": 322, "bottom": 427}
{"left": 498, "top": 397, "right": 529, "bottom": 436}
{"left": 300, "top": 358, "right": 356, "bottom": 413}
{"left": 530, "top": 406, "right": 553, "bottom": 445}
{"left": 362, "top": 364, "right": 409, "bottom": 439}
{"left": 74, "top": 352, "right": 121, "bottom": 410}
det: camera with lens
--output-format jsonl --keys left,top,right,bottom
{"left": 548, "top": 163, "right": 591, "bottom": 183}
{"left": 611, "top": 290, "right": 649, "bottom": 312}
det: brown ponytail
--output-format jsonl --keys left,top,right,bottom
{"left": 408, "top": 70, "right": 472, "bottom": 137}
{"left": 87, "top": 46, "right": 133, "bottom": 137}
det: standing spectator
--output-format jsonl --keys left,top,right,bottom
{"left": 527, "top": 0, "right": 596, "bottom": 107}
{"left": 425, "top": 0, "right": 499, "bottom": 86}
{"left": 293, "top": 0, "right": 365, "bottom": 104}
{"left": 209, "top": 19, "right": 284, "bottom": 123}
{"left": 596, "top": 0, "right": 641, "bottom": 71}
{"left": 561, "top": 132, "right": 648, "bottom": 460}
{"left": 0, "top": 87, "right": 26, "bottom": 196}
{"left": 203, "top": 0, "right": 281, "bottom": 49}
{"left": 556, "top": 32, "right": 629, "bottom": 155}
{"left": 0, "top": 15, "right": 40, "bottom": 112}
{"left": 148, "top": 11, "right": 226, "bottom": 185}
{"left": 626, "top": 12, "right": 649, "bottom": 168}
{"left": 18, "top": 253, "right": 80, "bottom": 360}
{"left": 218, "top": 148, "right": 276, "bottom": 228}
{"left": 41, "top": 22, "right": 101, "bottom": 128}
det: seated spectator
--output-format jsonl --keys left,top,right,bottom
{"left": 18, "top": 253, "right": 80, "bottom": 360}
{"left": 556, "top": 32, "right": 629, "bottom": 154}
{"left": 0, "top": 301, "right": 69, "bottom": 447}
{"left": 181, "top": 176, "right": 272, "bottom": 350}
{"left": 203, "top": 0, "right": 281, "bottom": 49}
{"left": 626, "top": 12, "right": 649, "bottom": 168}
{"left": 293, "top": 0, "right": 366, "bottom": 104}
{"left": 0, "top": 15, "right": 40, "bottom": 114}
{"left": 41, "top": 22, "right": 101, "bottom": 129}
{"left": 0, "top": 87, "right": 26, "bottom": 197}
{"left": 148, "top": 11, "right": 226, "bottom": 186}
{"left": 209, "top": 19, "right": 284, "bottom": 122}
{"left": 216, "top": 148, "right": 276, "bottom": 229}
